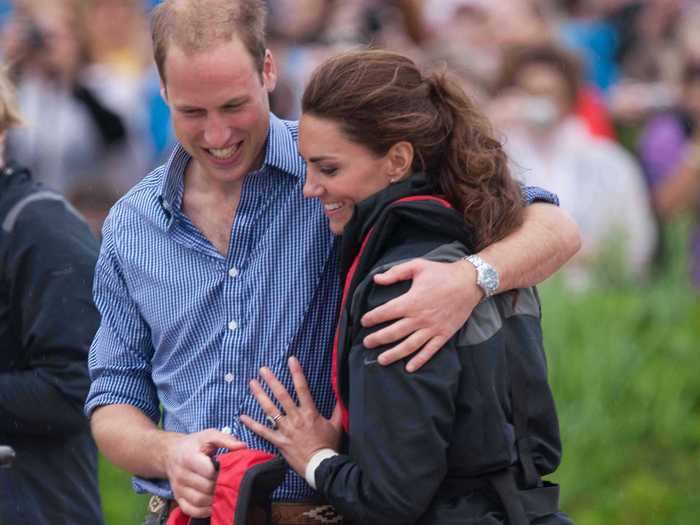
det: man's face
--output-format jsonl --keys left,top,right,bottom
{"left": 162, "top": 38, "right": 277, "bottom": 187}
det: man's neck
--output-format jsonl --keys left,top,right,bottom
{"left": 185, "top": 161, "right": 244, "bottom": 202}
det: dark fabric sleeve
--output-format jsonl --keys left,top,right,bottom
{"left": 315, "top": 280, "right": 462, "bottom": 525}
{"left": 0, "top": 197, "right": 99, "bottom": 435}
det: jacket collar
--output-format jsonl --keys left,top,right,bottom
{"left": 340, "top": 173, "right": 436, "bottom": 267}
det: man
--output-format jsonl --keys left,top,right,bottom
{"left": 86, "top": 0, "right": 580, "bottom": 522}
{"left": 0, "top": 67, "right": 104, "bottom": 525}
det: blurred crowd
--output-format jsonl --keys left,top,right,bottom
{"left": 1, "top": 0, "right": 699, "bottom": 291}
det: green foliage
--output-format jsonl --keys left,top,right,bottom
{"left": 98, "top": 458, "right": 147, "bottom": 524}
{"left": 542, "top": 219, "right": 700, "bottom": 525}
{"left": 97, "top": 221, "right": 699, "bottom": 525}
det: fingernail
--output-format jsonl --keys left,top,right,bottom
{"left": 406, "top": 364, "right": 415, "bottom": 373}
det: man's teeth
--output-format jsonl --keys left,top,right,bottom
{"left": 209, "top": 143, "right": 240, "bottom": 159}
{"left": 325, "top": 203, "right": 344, "bottom": 211}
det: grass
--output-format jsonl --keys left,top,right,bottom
{"left": 98, "top": 219, "right": 699, "bottom": 525}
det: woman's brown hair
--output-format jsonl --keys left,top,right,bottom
{"left": 302, "top": 49, "right": 524, "bottom": 251}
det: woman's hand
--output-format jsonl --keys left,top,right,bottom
{"left": 240, "top": 357, "right": 343, "bottom": 478}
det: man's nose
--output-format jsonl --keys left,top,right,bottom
{"left": 203, "top": 115, "right": 232, "bottom": 147}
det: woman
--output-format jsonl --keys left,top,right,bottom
{"left": 241, "top": 50, "right": 572, "bottom": 525}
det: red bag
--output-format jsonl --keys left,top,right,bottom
{"left": 167, "top": 449, "right": 287, "bottom": 525}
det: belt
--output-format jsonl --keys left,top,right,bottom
{"left": 253, "top": 502, "right": 350, "bottom": 525}
{"left": 143, "top": 497, "right": 351, "bottom": 525}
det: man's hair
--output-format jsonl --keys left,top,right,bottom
{"left": 151, "top": 0, "right": 267, "bottom": 84}
{"left": 0, "top": 66, "right": 23, "bottom": 133}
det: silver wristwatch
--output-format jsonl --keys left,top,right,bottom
{"left": 463, "top": 254, "right": 499, "bottom": 298}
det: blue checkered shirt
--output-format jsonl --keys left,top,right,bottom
{"left": 86, "top": 114, "right": 558, "bottom": 501}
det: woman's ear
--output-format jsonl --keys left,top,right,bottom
{"left": 386, "top": 141, "right": 414, "bottom": 183}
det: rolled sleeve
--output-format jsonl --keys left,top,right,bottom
{"left": 85, "top": 214, "right": 160, "bottom": 423}
{"left": 521, "top": 185, "right": 559, "bottom": 206}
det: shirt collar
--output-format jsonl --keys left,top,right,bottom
{"left": 157, "top": 113, "right": 304, "bottom": 217}
{"left": 262, "top": 113, "right": 305, "bottom": 179}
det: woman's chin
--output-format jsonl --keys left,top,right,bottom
{"left": 329, "top": 222, "right": 345, "bottom": 236}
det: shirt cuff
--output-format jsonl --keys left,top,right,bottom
{"left": 304, "top": 448, "right": 339, "bottom": 489}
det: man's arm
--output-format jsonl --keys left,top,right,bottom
{"left": 0, "top": 195, "right": 99, "bottom": 434}
{"left": 86, "top": 215, "right": 245, "bottom": 518}
{"left": 92, "top": 405, "right": 245, "bottom": 518}
{"left": 362, "top": 202, "right": 580, "bottom": 371}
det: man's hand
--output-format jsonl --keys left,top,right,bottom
{"left": 164, "top": 429, "right": 246, "bottom": 518}
{"left": 361, "top": 203, "right": 580, "bottom": 372}
{"left": 241, "top": 357, "right": 342, "bottom": 478}
{"left": 361, "top": 258, "right": 480, "bottom": 372}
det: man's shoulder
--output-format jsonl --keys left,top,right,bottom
{"left": 0, "top": 166, "right": 87, "bottom": 235}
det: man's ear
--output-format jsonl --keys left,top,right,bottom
{"left": 386, "top": 141, "right": 414, "bottom": 182}
{"left": 262, "top": 49, "right": 278, "bottom": 93}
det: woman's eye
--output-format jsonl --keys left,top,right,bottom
{"left": 319, "top": 166, "right": 337, "bottom": 176}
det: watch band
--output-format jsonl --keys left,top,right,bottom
{"left": 464, "top": 254, "right": 499, "bottom": 298}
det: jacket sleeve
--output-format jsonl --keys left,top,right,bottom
{"left": 0, "top": 196, "right": 99, "bottom": 435}
{"left": 315, "top": 280, "right": 462, "bottom": 525}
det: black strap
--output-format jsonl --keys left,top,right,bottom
{"left": 488, "top": 469, "right": 530, "bottom": 525}
{"left": 440, "top": 467, "right": 560, "bottom": 523}
{"left": 503, "top": 314, "right": 541, "bottom": 489}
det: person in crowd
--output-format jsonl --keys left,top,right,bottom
{"left": 0, "top": 65, "right": 104, "bottom": 525}
{"left": 639, "top": 64, "right": 700, "bottom": 287}
{"left": 1, "top": 0, "right": 146, "bottom": 194}
{"left": 242, "top": 49, "right": 573, "bottom": 525}
{"left": 491, "top": 43, "right": 656, "bottom": 289}
{"left": 85, "top": 1, "right": 580, "bottom": 522}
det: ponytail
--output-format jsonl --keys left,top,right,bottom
{"left": 424, "top": 72, "right": 524, "bottom": 250}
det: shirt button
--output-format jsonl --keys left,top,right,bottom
{"left": 224, "top": 372, "right": 234, "bottom": 383}
{"left": 228, "top": 320, "right": 238, "bottom": 331}
{"left": 228, "top": 267, "right": 239, "bottom": 278}
{"left": 221, "top": 426, "right": 232, "bottom": 435}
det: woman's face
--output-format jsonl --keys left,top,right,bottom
{"left": 299, "top": 114, "right": 399, "bottom": 235}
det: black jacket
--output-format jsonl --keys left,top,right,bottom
{"left": 316, "top": 175, "right": 572, "bottom": 525}
{"left": 0, "top": 164, "right": 103, "bottom": 525}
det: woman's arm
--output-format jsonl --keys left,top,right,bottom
{"left": 243, "top": 281, "right": 462, "bottom": 524}
{"left": 316, "top": 306, "right": 461, "bottom": 523}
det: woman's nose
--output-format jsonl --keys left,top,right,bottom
{"left": 303, "top": 173, "right": 323, "bottom": 198}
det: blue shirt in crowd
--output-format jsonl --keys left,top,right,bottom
{"left": 85, "top": 113, "right": 558, "bottom": 501}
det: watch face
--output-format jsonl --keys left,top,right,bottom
{"left": 480, "top": 266, "right": 499, "bottom": 292}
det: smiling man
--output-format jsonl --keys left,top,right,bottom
{"left": 85, "top": 1, "right": 580, "bottom": 523}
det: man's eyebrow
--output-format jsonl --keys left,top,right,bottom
{"left": 221, "top": 96, "right": 249, "bottom": 106}
{"left": 174, "top": 97, "right": 249, "bottom": 111}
